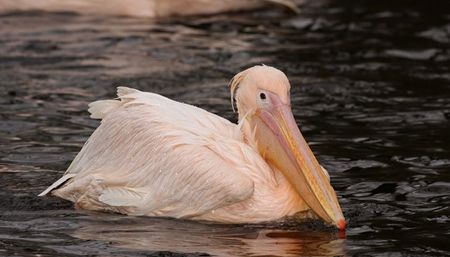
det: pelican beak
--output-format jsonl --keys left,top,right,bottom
{"left": 252, "top": 92, "right": 345, "bottom": 230}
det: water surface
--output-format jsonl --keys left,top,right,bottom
{"left": 0, "top": 0, "right": 449, "bottom": 256}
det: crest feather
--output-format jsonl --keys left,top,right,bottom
{"left": 229, "top": 69, "right": 248, "bottom": 113}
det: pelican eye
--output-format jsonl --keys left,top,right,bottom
{"left": 259, "top": 92, "right": 266, "bottom": 100}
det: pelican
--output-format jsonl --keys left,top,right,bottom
{"left": 39, "top": 65, "right": 345, "bottom": 230}
{"left": 0, "top": 0, "right": 298, "bottom": 18}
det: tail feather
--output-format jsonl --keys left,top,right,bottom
{"left": 38, "top": 173, "right": 76, "bottom": 196}
{"left": 88, "top": 87, "right": 141, "bottom": 119}
{"left": 88, "top": 100, "right": 121, "bottom": 119}
{"left": 117, "top": 86, "right": 140, "bottom": 98}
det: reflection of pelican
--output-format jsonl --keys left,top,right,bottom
{"left": 74, "top": 214, "right": 345, "bottom": 257}
{"left": 40, "top": 65, "right": 345, "bottom": 230}
{"left": 0, "top": 0, "right": 299, "bottom": 18}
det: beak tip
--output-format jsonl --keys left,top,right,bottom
{"left": 337, "top": 219, "right": 346, "bottom": 231}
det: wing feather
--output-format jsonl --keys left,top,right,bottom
{"left": 38, "top": 173, "right": 76, "bottom": 196}
{"left": 98, "top": 187, "right": 147, "bottom": 207}
{"left": 48, "top": 88, "right": 262, "bottom": 218}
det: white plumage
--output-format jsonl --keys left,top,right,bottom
{"left": 42, "top": 86, "right": 307, "bottom": 223}
{"left": 40, "top": 66, "right": 345, "bottom": 229}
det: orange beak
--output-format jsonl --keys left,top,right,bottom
{"left": 251, "top": 92, "right": 345, "bottom": 230}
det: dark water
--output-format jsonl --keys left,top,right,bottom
{"left": 1, "top": 0, "right": 449, "bottom": 256}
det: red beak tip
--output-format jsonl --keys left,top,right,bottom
{"left": 337, "top": 219, "right": 346, "bottom": 231}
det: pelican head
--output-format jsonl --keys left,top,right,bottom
{"left": 230, "top": 65, "right": 345, "bottom": 230}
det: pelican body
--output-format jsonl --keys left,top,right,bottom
{"left": 40, "top": 66, "right": 345, "bottom": 230}
{"left": 0, "top": 0, "right": 298, "bottom": 18}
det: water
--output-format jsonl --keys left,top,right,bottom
{"left": 1, "top": 0, "right": 449, "bottom": 256}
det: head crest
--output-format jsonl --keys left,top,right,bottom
{"left": 228, "top": 69, "right": 248, "bottom": 113}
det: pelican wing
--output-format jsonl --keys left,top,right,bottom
{"left": 46, "top": 87, "right": 256, "bottom": 218}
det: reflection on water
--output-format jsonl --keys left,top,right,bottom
{"left": 74, "top": 214, "right": 344, "bottom": 257}
{"left": 0, "top": 0, "right": 449, "bottom": 256}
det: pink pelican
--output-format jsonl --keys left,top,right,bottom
{"left": 0, "top": 0, "right": 298, "bottom": 18}
{"left": 39, "top": 65, "right": 346, "bottom": 230}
